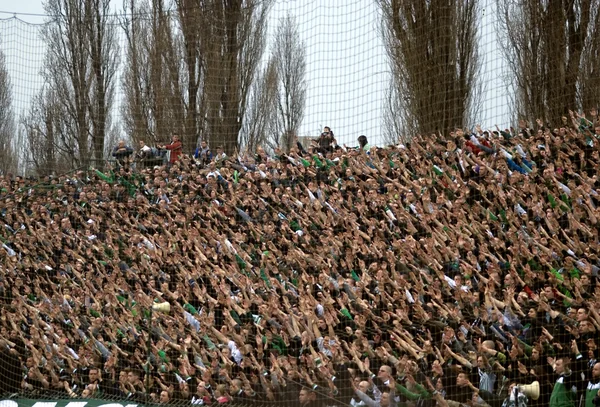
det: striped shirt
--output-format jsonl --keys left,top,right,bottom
{"left": 478, "top": 367, "right": 497, "bottom": 393}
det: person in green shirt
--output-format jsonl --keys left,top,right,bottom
{"left": 357, "top": 135, "right": 371, "bottom": 153}
{"left": 585, "top": 363, "right": 600, "bottom": 407}
{"left": 549, "top": 356, "right": 583, "bottom": 407}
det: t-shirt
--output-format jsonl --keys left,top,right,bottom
{"left": 228, "top": 340, "right": 243, "bottom": 364}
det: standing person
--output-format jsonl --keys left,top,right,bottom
{"left": 112, "top": 140, "right": 134, "bottom": 166}
{"left": 315, "top": 126, "right": 335, "bottom": 155}
{"left": 299, "top": 387, "right": 322, "bottom": 407}
{"left": 137, "top": 140, "right": 153, "bottom": 160}
{"left": 159, "top": 134, "right": 183, "bottom": 165}
{"left": 549, "top": 357, "right": 582, "bottom": 407}
{"left": 214, "top": 146, "right": 227, "bottom": 166}
{"left": 586, "top": 363, "right": 600, "bottom": 407}
{"left": 194, "top": 140, "right": 212, "bottom": 166}
{"left": 357, "top": 135, "right": 371, "bottom": 153}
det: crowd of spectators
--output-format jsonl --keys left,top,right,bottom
{"left": 1, "top": 111, "right": 600, "bottom": 407}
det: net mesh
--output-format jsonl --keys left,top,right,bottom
{"left": 1, "top": 1, "right": 600, "bottom": 407}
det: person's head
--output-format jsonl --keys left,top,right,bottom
{"left": 377, "top": 365, "right": 392, "bottom": 381}
{"left": 201, "top": 140, "right": 208, "bottom": 149}
{"left": 159, "top": 390, "right": 170, "bottom": 404}
{"left": 509, "top": 344, "right": 521, "bottom": 359}
{"left": 554, "top": 357, "right": 570, "bottom": 375}
{"left": 230, "top": 379, "right": 243, "bottom": 394}
{"left": 26, "top": 357, "right": 35, "bottom": 368}
{"left": 172, "top": 133, "right": 180, "bottom": 142}
{"left": 215, "top": 384, "right": 228, "bottom": 398}
{"left": 323, "top": 126, "right": 331, "bottom": 134}
{"left": 118, "top": 140, "right": 126, "bottom": 148}
{"left": 299, "top": 388, "right": 316, "bottom": 404}
{"left": 442, "top": 327, "right": 455, "bottom": 343}
{"left": 579, "top": 319, "right": 595, "bottom": 333}
{"left": 88, "top": 368, "right": 100, "bottom": 383}
{"left": 456, "top": 372, "right": 470, "bottom": 387}
{"left": 576, "top": 308, "right": 589, "bottom": 322}
{"left": 588, "top": 338, "right": 598, "bottom": 354}
{"left": 528, "top": 307, "right": 538, "bottom": 319}
{"left": 380, "top": 392, "right": 392, "bottom": 407}
{"left": 128, "top": 370, "right": 140, "bottom": 384}
{"left": 592, "top": 362, "right": 600, "bottom": 379}
{"left": 543, "top": 286, "right": 555, "bottom": 299}
{"left": 217, "top": 146, "right": 224, "bottom": 155}
{"left": 580, "top": 274, "right": 591, "bottom": 287}
{"left": 358, "top": 135, "right": 368, "bottom": 148}
{"left": 196, "top": 381, "right": 208, "bottom": 395}
{"left": 504, "top": 273, "right": 515, "bottom": 287}
{"left": 179, "top": 381, "right": 189, "bottom": 394}
{"left": 139, "top": 140, "right": 146, "bottom": 147}
{"left": 432, "top": 359, "right": 443, "bottom": 376}
{"left": 358, "top": 380, "right": 370, "bottom": 393}
{"left": 477, "top": 356, "right": 487, "bottom": 369}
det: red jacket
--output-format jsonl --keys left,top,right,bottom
{"left": 465, "top": 140, "right": 482, "bottom": 154}
{"left": 164, "top": 140, "right": 183, "bottom": 163}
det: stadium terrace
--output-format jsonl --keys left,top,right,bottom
{"left": 1, "top": 119, "right": 600, "bottom": 407}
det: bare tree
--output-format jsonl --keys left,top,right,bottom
{"left": 0, "top": 46, "right": 17, "bottom": 175}
{"left": 240, "top": 58, "right": 278, "bottom": 153}
{"left": 377, "top": 0, "right": 482, "bottom": 136}
{"left": 381, "top": 75, "right": 406, "bottom": 145}
{"left": 498, "top": 0, "right": 600, "bottom": 125}
{"left": 579, "top": 6, "right": 600, "bottom": 111}
{"left": 121, "top": 0, "right": 187, "bottom": 149}
{"left": 120, "top": 0, "right": 153, "bottom": 146}
{"left": 35, "top": 0, "right": 119, "bottom": 170}
{"left": 122, "top": 0, "right": 271, "bottom": 155}
{"left": 270, "top": 14, "right": 307, "bottom": 152}
{"left": 21, "top": 88, "right": 72, "bottom": 175}
{"left": 175, "top": 0, "right": 207, "bottom": 153}
{"left": 202, "top": 0, "right": 273, "bottom": 155}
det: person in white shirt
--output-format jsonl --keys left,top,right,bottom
{"left": 137, "top": 140, "right": 153, "bottom": 159}
{"left": 351, "top": 381, "right": 372, "bottom": 407}
{"left": 214, "top": 145, "right": 228, "bottom": 164}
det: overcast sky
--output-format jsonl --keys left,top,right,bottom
{"left": 0, "top": 0, "right": 509, "bottom": 147}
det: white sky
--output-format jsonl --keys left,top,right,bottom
{"left": 0, "top": 0, "right": 510, "bottom": 147}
